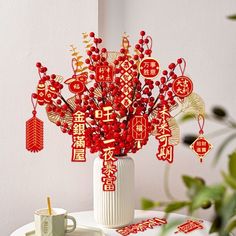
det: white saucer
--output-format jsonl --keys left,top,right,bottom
{"left": 25, "top": 225, "right": 105, "bottom": 236}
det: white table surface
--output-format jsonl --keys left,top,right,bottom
{"left": 10, "top": 210, "right": 218, "bottom": 236}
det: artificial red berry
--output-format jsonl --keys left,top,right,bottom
{"left": 87, "top": 51, "right": 92, "bottom": 56}
{"left": 120, "top": 48, "right": 125, "bottom": 54}
{"left": 85, "top": 58, "right": 90, "bottom": 64}
{"left": 160, "top": 77, "right": 166, "bottom": 84}
{"left": 177, "top": 58, "right": 182, "bottom": 64}
{"left": 89, "top": 32, "right": 95, "bottom": 37}
{"left": 140, "top": 31, "right": 146, "bottom": 36}
{"left": 32, "top": 93, "right": 37, "bottom": 99}
{"left": 168, "top": 63, "right": 176, "bottom": 70}
{"left": 46, "top": 106, "right": 52, "bottom": 112}
{"left": 162, "top": 70, "right": 168, "bottom": 75}
{"left": 36, "top": 62, "right": 42, "bottom": 68}
{"left": 139, "top": 39, "right": 144, "bottom": 44}
{"left": 90, "top": 46, "right": 95, "bottom": 52}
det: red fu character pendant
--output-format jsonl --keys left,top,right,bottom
{"left": 190, "top": 114, "right": 212, "bottom": 163}
{"left": 131, "top": 115, "right": 148, "bottom": 149}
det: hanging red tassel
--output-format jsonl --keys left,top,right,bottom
{"left": 26, "top": 96, "right": 44, "bottom": 152}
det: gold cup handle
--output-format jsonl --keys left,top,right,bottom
{"left": 65, "top": 215, "right": 76, "bottom": 233}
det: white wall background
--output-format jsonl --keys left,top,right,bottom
{"left": 1, "top": 0, "right": 236, "bottom": 235}
{"left": 0, "top": 0, "right": 98, "bottom": 235}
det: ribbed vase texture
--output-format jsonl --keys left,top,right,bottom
{"left": 93, "top": 156, "right": 135, "bottom": 228}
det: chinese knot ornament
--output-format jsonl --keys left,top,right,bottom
{"left": 190, "top": 114, "right": 213, "bottom": 162}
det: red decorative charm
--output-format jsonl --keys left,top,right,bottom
{"left": 139, "top": 57, "right": 159, "bottom": 79}
{"left": 190, "top": 114, "right": 212, "bottom": 163}
{"left": 26, "top": 96, "right": 44, "bottom": 152}
{"left": 175, "top": 220, "right": 204, "bottom": 234}
{"left": 71, "top": 110, "right": 86, "bottom": 162}
{"left": 37, "top": 81, "right": 45, "bottom": 105}
{"left": 64, "top": 73, "right": 87, "bottom": 94}
{"left": 44, "top": 85, "right": 57, "bottom": 104}
{"left": 101, "top": 139, "right": 117, "bottom": 191}
{"left": 131, "top": 115, "right": 148, "bottom": 148}
{"left": 95, "top": 65, "right": 113, "bottom": 82}
{"left": 116, "top": 217, "right": 167, "bottom": 236}
{"left": 172, "top": 75, "right": 193, "bottom": 98}
{"left": 95, "top": 103, "right": 117, "bottom": 191}
{"left": 119, "top": 57, "right": 134, "bottom": 108}
{"left": 156, "top": 105, "right": 174, "bottom": 163}
{"left": 172, "top": 58, "right": 193, "bottom": 98}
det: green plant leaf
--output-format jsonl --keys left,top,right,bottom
{"left": 227, "top": 14, "right": 236, "bottom": 20}
{"left": 222, "top": 171, "right": 236, "bottom": 190}
{"left": 226, "top": 219, "right": 236, "bottom": 234}
{"left": 229, "top": 151, "right": 236, "bottom": 180}
{"left": 182, "top": 175, "right": 204, "bottom": 189}
{"left": 182, "top": 135, "right": 198, "bottom": 146}
{"left": 209, "top": 216, "right": 222, "bottom": 234}
{"left": 191, "top": 185, "right": 225, "bottom": 210}
{"left": 221, "top": 193, "right": 236, "bottom": 229}
{"left": 141, "top": 198, "right": 155, "bottom": 210}
{"left": 180, "top": 113, "right": 195, "bottom": 122}
{"left": 213, "top": 133, "right": 236, "bottom": 165}
{"left": 165, "top": 201, "right": 189, "bottom": 213}
{"left": 212, "top": 106, "right": 227, "bottom": 119}
{"left": 160, "top": 219, "right": 182, "bottom": 236}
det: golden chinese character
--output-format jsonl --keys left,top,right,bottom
{"left": 150, "top": 69, "right": 156, "bottom": 75}
{"left": 102, "top": 161, "right": 117, "bottom": 177}
{"left": 143, "top": 62, "right": 150, "bottom": 68}
{"left": 102, "top": 106, "right": 113, "bottom": 122}
{"left": 72, "top": 149, "right": 85, "bottom": 161}
{"left": 136, "top": 125, "right": 143, "bottom": 132}
{"left": 143, "top": 69, "right": 150, "bottom": 76}
{"left": 73, "top": 136, "right": 85, "bottom": 148}
{"left": 73, "top": 110, "right": 85, "bottom": 122}
{"left": 73, "top": 123, "right": 85, "bottom": 135}
{"left": 150, "top": 62, "right": 157, "bottom": 68}
{"left": 103, "top": 147, "right": 116, "bottom": 161}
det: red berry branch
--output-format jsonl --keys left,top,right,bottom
{"left": 30, "top": 31, "right": 194, "bottom": 159}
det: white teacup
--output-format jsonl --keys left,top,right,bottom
{"left": 34, "top": 208, "right": 76, "bottom": 236}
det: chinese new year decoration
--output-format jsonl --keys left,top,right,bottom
{"left": 71, "top": 110, "right": 86, "bottom": 162}
{"left": 175, "top": 219, "right": 204, "bottom": 234}
{"left": 116, "top": 217, "right": 167, "bottom": 236}
{"left": 26, "top": 95, "right": 44, "bottom": 152}
{"left": 26, "top": 31, "right": 206, "bottom": 191}
{"left": 190, "top": 114, "right": 213, "bottom": 162}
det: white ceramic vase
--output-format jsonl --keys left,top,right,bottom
{"left": 93, "top": 156, "right": 134, "bottom": 228}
